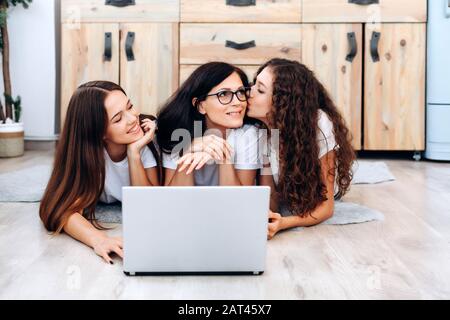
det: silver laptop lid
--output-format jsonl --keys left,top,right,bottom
{"left": 123, "top": 186, "right": 270, "bottom": 275}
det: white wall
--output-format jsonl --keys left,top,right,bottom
{"left": 0, "top": 0, "right": 57, "bottom": 140}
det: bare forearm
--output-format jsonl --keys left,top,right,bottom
{"left": 63, "top": 212, "right": 107, "bottom": 249}
{"left": 259, "top": 168, "right": 279, "bottom": 211}
{"left": 219, "top": 164, "right": 257, "bottom": 186}
{"left": 127, "top": 152, "right": 152, "bottom": 186}
{"left": 164, "top": 168, "right": 194, "bottom": 186}
{"left": 219, "top": 164, "right": 243, "bottom": 186}
{"left": 280, "top": 201, "right": 334, "bottom": 229}
{"left": 269, "top": 192, "right": 279, "bottom": 213}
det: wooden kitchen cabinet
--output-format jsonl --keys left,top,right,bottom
{"left": 120, "top": 23, "right": 179, "bottom": 118}
{"left": 61, "top": 0, "right": 179, "bottom": 23}
{"left": 178, "top": 1, "right": 426, "bottom": 151}
{"left": 302, "top": 24, "right": 363, "bottom": 150}
{"left": 60, "top": 0, "right": 427, "bottom": 152}
{"left": 364, "top": 23, "right": 426, "bottom": 150}
{"left": 178, "top": 0, "right": 301, "bottom": 101}
{"left": 61, "top": 23, "right": 179, "bottom": 125}
{"left": 302, "top": 21, "right": 426, "bottom": 152}
{"left": 180, "top": 23, "right": 302, "bottom": 66}
{"left": 303, "top": 0, "right": 427, "bottom": 23}
{"left": 180, "top": 0, "right": 302, "bottom": 23}
{"left": 301, "top": 1, "right": 427, "bottom": 151}
{"left": 61, "top": 23, "right": 120, "bottom": 124}
{"left": 60, "top": 1, "right": 179, "bottom": 126}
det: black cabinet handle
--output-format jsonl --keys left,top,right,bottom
{"left": 105, "top": 0, "right": 135, "bottom": 7}
{"left": 370, "top": 31, "right": 381, "bottom": 62}
{"left": 225, "top": 40, "right": 256, "bottom": 50}
{"left": 125, "top": 32, "right": 135, "bottom": 61}
{"left": 226, "top": 0, "right": 256, "bottom": 6}
{"left": 345, "top": 32, "right": 357, "bottom": 62}
{"left": 104, "top": 32, "right": 112, "bottom": 61}
{"left": 348, "top": 0, "right": 379, "bottom": 4}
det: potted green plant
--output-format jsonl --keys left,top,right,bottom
{"left": 0, "top": 0, "right": 31, "bottom": 158}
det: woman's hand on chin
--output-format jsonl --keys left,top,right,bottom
{"left": 127, "top": 119, "right": 157, "bottom": 157}
{"left": 92, "top": 235, "right": 123, "bottom": 264}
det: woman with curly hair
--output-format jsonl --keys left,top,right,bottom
{"left": 247, "top": 58, "right": 356, "bottom": 239}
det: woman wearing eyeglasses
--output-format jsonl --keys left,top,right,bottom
{"left": 156, "top": 62, "right": 261, "bottom": 186}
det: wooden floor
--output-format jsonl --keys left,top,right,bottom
{"left": 1, "top": 149, "right": 450, "bottom": 299}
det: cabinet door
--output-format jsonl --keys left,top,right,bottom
{"left": 302, "top": 24, "right": 363, "bottom": 150}
{"left": 61, "top": 23, "right": 119, "bottom": 126}
{"left": 120, "top": 23, "right": 179, "bottom": 117}
{"left": 364, "top": 23, "right": 426, "bottom": 150}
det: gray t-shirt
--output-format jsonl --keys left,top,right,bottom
{"left": 162, "top": 124, "right": 262, "bottom": 186}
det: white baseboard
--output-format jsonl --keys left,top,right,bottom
{"left": 25, "top": 135, "right": 59, "bottom": 141}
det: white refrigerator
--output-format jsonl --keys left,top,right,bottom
{"left": 426, "top": 0, "right": 450, "bottom": 160}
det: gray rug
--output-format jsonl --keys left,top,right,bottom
{"left": 352, "top": 160, "right": 395, "bottom": 184}
{"left": 0, "top": 165, "right": 51, "bottom": 202}
{"left": 325, "top": 201, "right": 384, "bottom": 225}
{"left": 94, "top": 202, "right": 122, "bottom": 223}
{"left": 0, "top": 162, "right": 387, "bottom": 225}
{"left": 96, "top": 200, "right": 384, "bottom": 225}
{"left": 0, "top": 161, "right": 395, "bottom": 203}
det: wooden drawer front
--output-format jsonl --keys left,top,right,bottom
{"left": 180, "top": 24, "right": 301, "bottom": 65}
{"left": 181, "top": 0, "right": 301, "bottom": 23}
{"left": 180, "top": 65, "right": 259, "bottom": 86}
{"left": 61, "top": 0, "right": 180, "bottom": 23}
{"left": 303, "top": 0, "right": 427, "bottom": 23}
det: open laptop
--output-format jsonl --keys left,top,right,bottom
{"left": 122, "top": 186, "right": 270, "bottom": 276}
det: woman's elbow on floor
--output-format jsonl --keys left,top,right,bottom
{"left": 323, "top": 205, "right": 334, "bottom": 221}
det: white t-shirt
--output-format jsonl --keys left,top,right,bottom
{"left": 99, "top": 146, "right": 158, "bottom": 203}
{"left": 267, "top": 109, "right": 337, "bottom": 185}
{"left": 162, "top": 124, "right": 262, "bottom": 186}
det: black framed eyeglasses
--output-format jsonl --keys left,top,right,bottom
{"left": 202, "top": 87, "right": 251, "bottom": 105}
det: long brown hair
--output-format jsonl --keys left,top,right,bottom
{"left": 40, "top": 81, "right": 160, "bottom": 233}
{"left": 256, "top": 58, "right": 355, "bottom": 216}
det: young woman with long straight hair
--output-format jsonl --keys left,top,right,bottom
{"left": 39, "top": 81, "right": 159, "bottom": 263}
{"left": 247, "top": 58, "right": 356, "bottom": 239}
{"left": 157, "top": 62, "right": 261, "bottom": 186}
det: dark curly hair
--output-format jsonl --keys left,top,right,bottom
{"left": 256, "top": 58, "right": 355, "bottom": 217}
